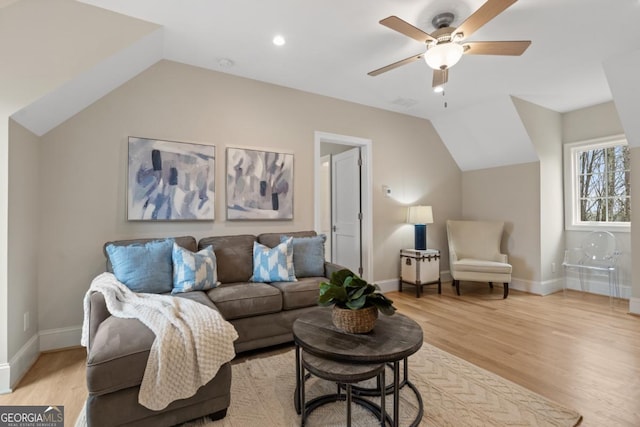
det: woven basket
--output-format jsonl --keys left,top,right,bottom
{"left": 332, "top": 305, "right": 378, "bottom": 333}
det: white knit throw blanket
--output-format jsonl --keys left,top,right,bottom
{"left": 81, "top": 272, "right": 238, "bottom": 411}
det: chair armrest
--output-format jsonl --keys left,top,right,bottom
{"left": 87, "top": 291, "right": 110, "bottom": 351}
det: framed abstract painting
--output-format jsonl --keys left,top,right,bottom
{"left": 226, "top": 147, "right": 294, "bottom": 220}
{"left": 128, "top": 137, "right": 215, "bottom": 221}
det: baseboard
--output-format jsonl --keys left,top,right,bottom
{"left": 39, "top": 326, "right": 82, "bottom": 352}
{"left": 0, "top": 333, "right": 40, "bottom": 394}
{"left": 378, "top": 270, "right": 451, "bottom": 294}
{"left": 377, "top": 278, "right": 398, "bottom": 294}
{"left": 9, "top": 333, "right": 39, "bottom": 389}
{"left": 510, "top": 277, "right": 564, "bottom": 296}
{"left": 630, "top": 297, "right": 640, "bottom": 315}
{"left": 384, "top": 273, "right": 630, "bottom": 300}
{"left": 0, "top": 327, "right": 82, "bottom": 394}
{"left": 563, "top": 275, "right": 632, "bottom": 299}
{"left": 0, "top": 363, "right": 10, "bottom": 394}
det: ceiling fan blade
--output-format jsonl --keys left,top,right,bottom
{"left": 452, "top": 0, "right": 517, "bottom": 41}
{"left": 368, "top": 53, "right": 423, "bottom": 76}
{"left": 432, "top": 68, "right": 449, "bottom": 88}
{"left": 379, "top": 16, "right": 436, "bottom": 44}
{"left": 463, "top": 40, "right": 531, "bottom": 55}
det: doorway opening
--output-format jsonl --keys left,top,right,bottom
{"left": 314, "top": 131, "right": 372, "bottom": 281}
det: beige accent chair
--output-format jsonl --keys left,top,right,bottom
{"left": 446, "top": 220, "right": 512, "bottom": 298}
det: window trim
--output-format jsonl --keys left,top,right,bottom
{"left": 563, "top": 134, "right": 630, "bottom": 232}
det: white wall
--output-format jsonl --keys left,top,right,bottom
{"left": 0, "top": 118, "right": 8, "bottom": 389}
{"left": 562, "top": 102, "right": 632, "bottom": 298}
{"left": 6, "top": 120, "right": 39, "bottom": 386}
{"left": 631, "top": 147, "right": 640, "bottom": 312}
{"left": 513, "top": 98, "right": 564, "bottom": 287}
{"left": 37, "top": 60, "right": 462, "bottom": 334}
{"left": 0, "top": 0, "right": 165, "bottom": 389}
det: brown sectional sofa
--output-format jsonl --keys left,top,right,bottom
{"left": 85, "top": 231, "right": 341, "bottom": 427}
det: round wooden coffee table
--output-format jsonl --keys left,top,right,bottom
{"left": 293, "top": 308, "right": 423, "bottom": 427}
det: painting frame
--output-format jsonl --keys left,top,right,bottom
{"left": 226, "top": 147, "right": 294, "bottom": 220}
{"left": 127, "top": 136, "right": 216, "bottom": 221}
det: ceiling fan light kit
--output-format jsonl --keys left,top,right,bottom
{"left": 424, "top": 42, "right": 464, "bottom": 70}
{"left": 369, "top": 0, "right": 531, "bottom": 92}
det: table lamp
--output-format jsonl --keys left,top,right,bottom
{"left": 407, "top": 205, "right": 433, "bottom": 251}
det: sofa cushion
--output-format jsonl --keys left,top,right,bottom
{"left": 105, "top": 238, "right": 174, "bottom": 293}
{"left": 251, "top": 238, "right": 296, "bottom": 283}
{"left": 269, "top": 276, "right": 323, "bottom": 310}
{"left": 280, "top": 234, "right": 326, "bottom": 278}
{"left": 86, "top": 291, "right": 216, "bottom": 396}
{"left": 206, "top": 282, "right": 282, "bottom": 320}
{"left": 198, "top": 235, "right": 256, "bottom": 284}
{"left": 257, "top": 230, "right": 316, "bottom": 248}
{"left": 172, "top": 243, "right": 219, "bottom": 294}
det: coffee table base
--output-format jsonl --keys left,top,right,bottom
{"left": 295, "top": 346, "right": 424, "bottom": 427}
{"left": 303, "top": 392, "right": 387, "bottom": 427}
{"left": 347, "top": 360, "right": 424, "bottom": 427}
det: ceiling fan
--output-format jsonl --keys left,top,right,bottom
{"left": 368, "top": 0, "right": 531, "bottom": 92}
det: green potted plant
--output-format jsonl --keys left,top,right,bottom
{"left": 319, "top": 269, "right": 396, "bottom": 333}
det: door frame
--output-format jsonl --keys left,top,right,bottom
{"left": 314, "top": 131, "right": 373, "bottom": 281}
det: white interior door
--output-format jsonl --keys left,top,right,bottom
{"left": 331, "top": 147, "right": 362, "bottom": 275}
{"left": 320, "top": 155, "right": 332, "bottom": 262}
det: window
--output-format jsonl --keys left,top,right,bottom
{"left": 564, "top": 135, "right": 630, "bottom": 231}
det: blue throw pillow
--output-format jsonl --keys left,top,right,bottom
{"left": 172, "top": 243, "right": 219, "bottom": 294}
{"left": 105, "top": 238, "right": 174, "bottom": 293}
{"left": 251, "top": 237, "right": 297, "bottom": 282}
{"left": 280, "top": 234, "right": 326, "bottom": 277}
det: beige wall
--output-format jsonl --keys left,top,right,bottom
{"left": 513, "top": 98, "right": 564, "bottom": 284}
{"left": 462, "top": 162, "right": 541, "bottom": 283}
{"left": 37, "top": 60, "right": 462, "bottom": 331}
{"left": 7, "top": 120, "right": 39, "bottom": 359}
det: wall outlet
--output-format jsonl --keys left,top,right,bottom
{"left": 24, "top": 311, "right": 29, "bottom": 332}
{"left": 382, "top": 185, "right": 391, "bottom": 198}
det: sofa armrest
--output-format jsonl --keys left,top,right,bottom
{"left": 88, "top": 292, "right": 110, "bottom": 350}
{"left": 323, "top": 262, "right": 347, "bottom": 279}
{"left": 498, "top": 253, "right": 509, "bottom": 263}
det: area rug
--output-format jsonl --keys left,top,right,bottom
{"left": 75, "top": 342, "right": 582, "bottom": 427}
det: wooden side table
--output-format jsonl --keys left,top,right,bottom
{"left": 399, "top": 249, "right": 441, "bottom": 297}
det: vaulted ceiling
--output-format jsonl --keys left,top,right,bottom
{"left": 4, "top": 0, "right": 640, "bottom": 170}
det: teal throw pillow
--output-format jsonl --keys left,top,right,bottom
{"left": 105, "top": 238, "right": 174, "bottom": 293}
{"left": 251, "top": 237, "right": 297, "bottom": 282}
{"left": 172, "top": 243, "right": 219, "bottom": 294}
{"left": 280, "top": 234, "right": 326, "bottom": 277}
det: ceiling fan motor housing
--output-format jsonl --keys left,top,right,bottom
{"left": 432, "top": 12, "right": 455, "bottom": 29}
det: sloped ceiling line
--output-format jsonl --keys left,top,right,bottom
{"left": 11, "top": 28, "right": 164, "bottom": 136}
{"left": 430, "top": 95, "right": 538, "bottom": 171}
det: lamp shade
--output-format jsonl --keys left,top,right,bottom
{"left": 407, "top": 205, "right": 433, "bottom": 224}
{"left": 424, "top": 42, "right": 464, "bottom": 70}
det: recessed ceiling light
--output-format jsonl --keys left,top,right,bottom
{"left": 218, "top": 58, "right": 234, "bottom": 68}
{"left": 272, "top": 35, "right": 286, "bottom": 46}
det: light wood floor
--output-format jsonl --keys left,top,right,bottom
{"left": 1, "top": 284, "right": 638, "bottom": 427}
